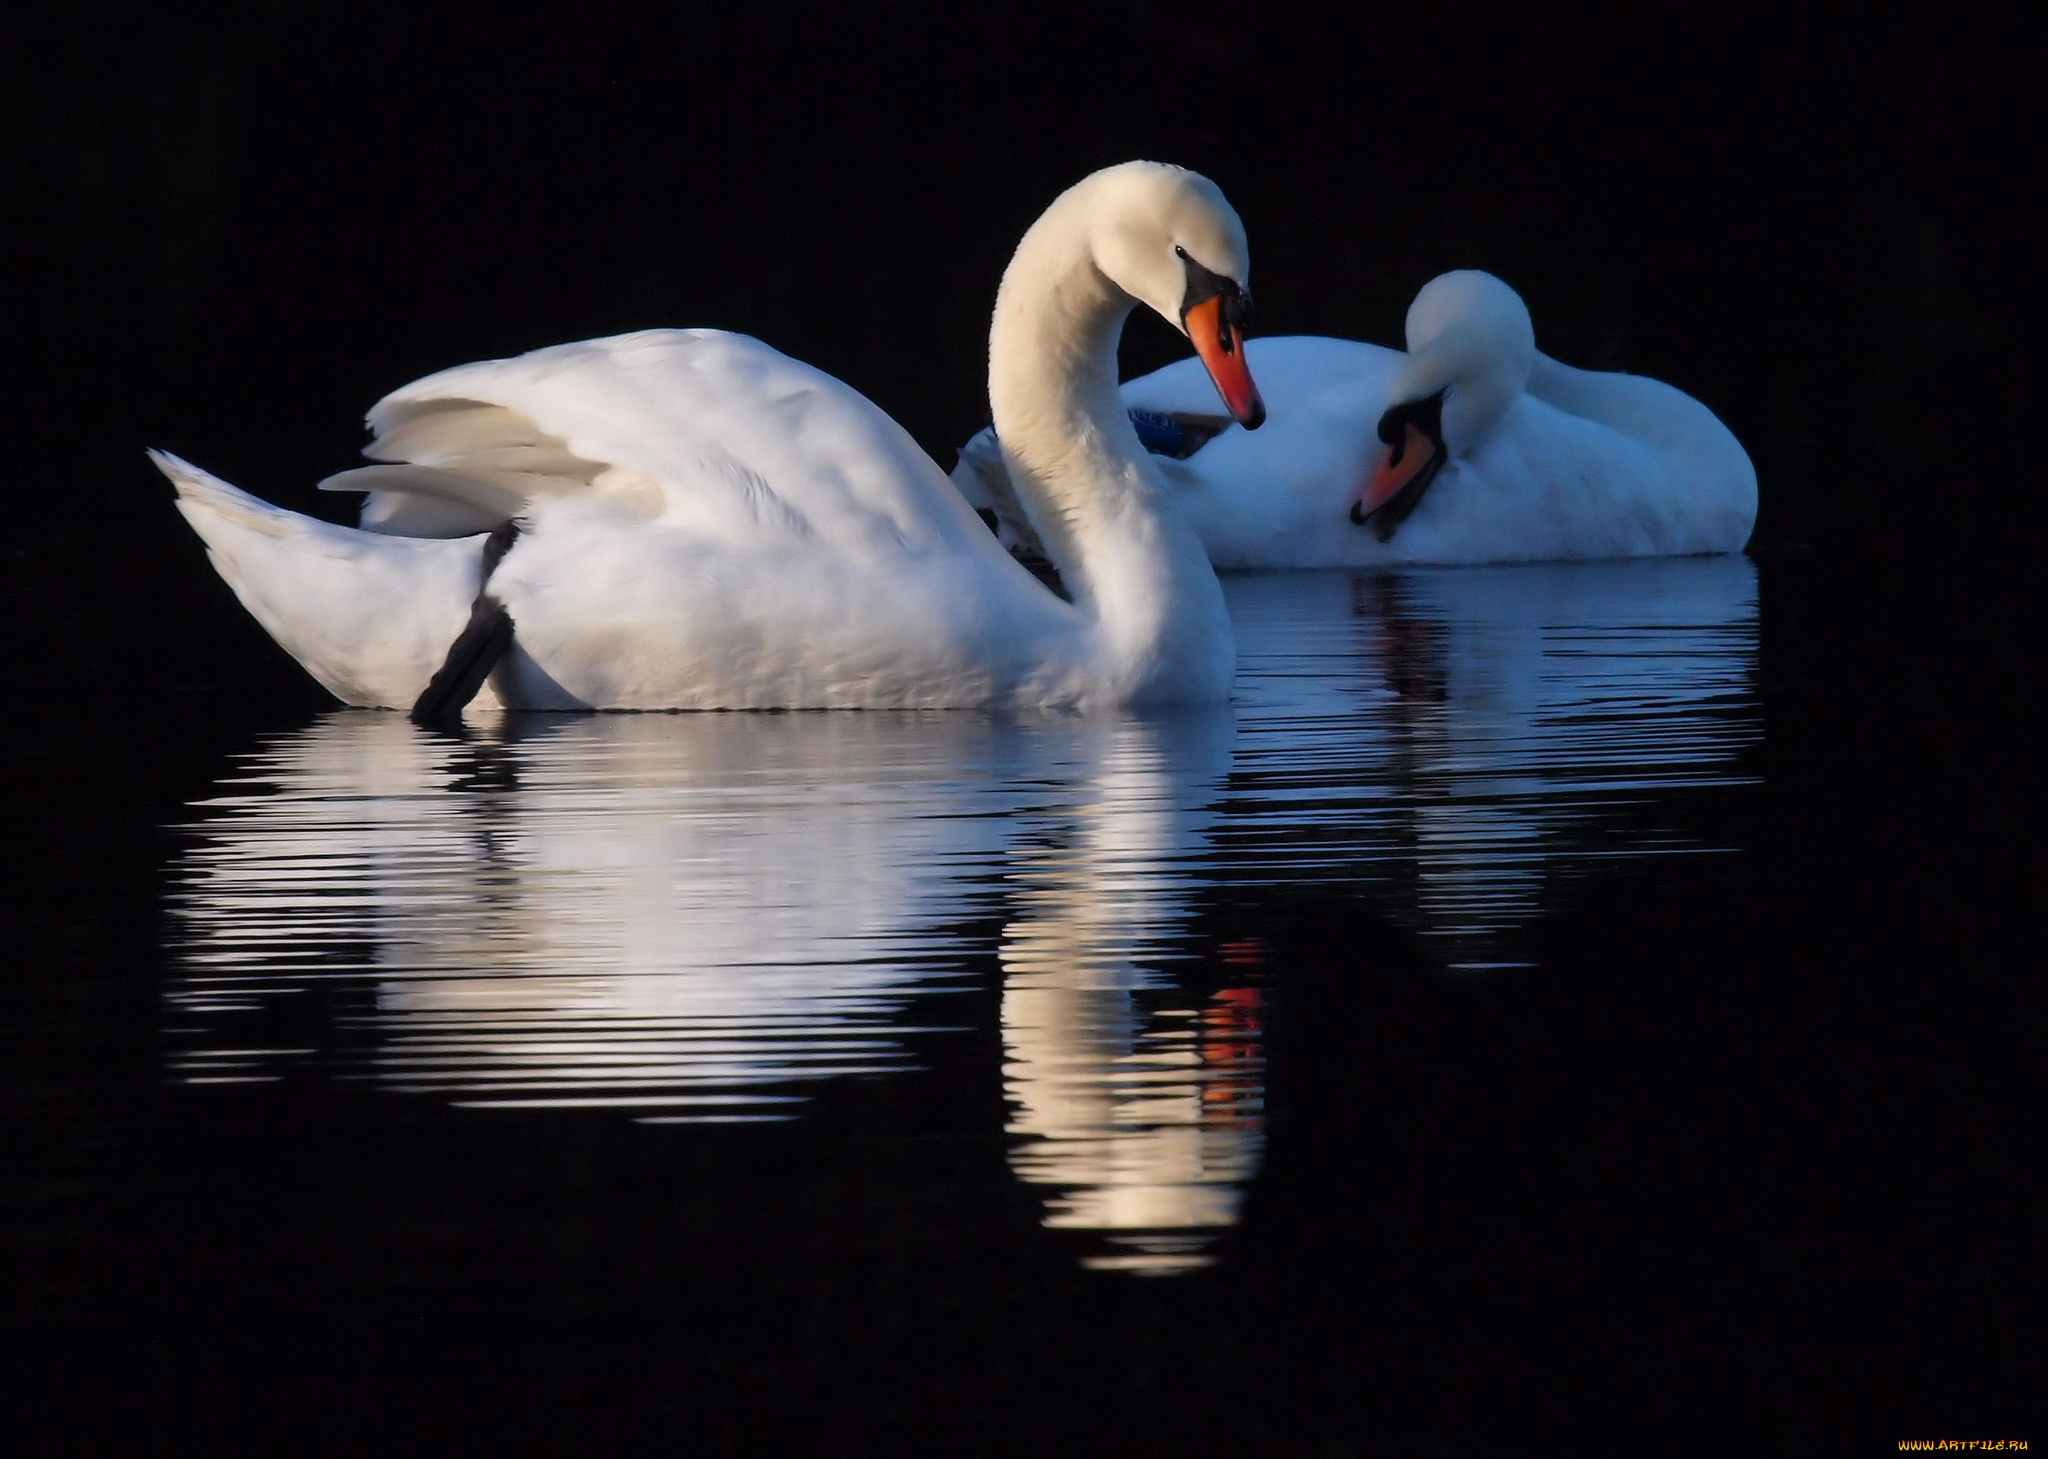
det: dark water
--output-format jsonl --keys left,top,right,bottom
{"left": 5, "top": 557, "right": 2034, "bottom": 1452}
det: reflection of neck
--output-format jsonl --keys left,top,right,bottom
{"left": 996, "top": 721, "right": 1260, "bottom": 1260}
{"left": 987, "top": 183, "right": 1232, "bottom": 703}
{"left": 999, "top": 727, "right": 1189, "bottom": 986}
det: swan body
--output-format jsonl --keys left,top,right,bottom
{"left": 953, "top": 270, "right": 1757, "bottom": 568}
{"left": 159, "top": 162, "right": 1264, "bottom": 712}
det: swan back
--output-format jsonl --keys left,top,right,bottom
{"left": 1524, "top": 354, "right": 1758, "bottom": 552}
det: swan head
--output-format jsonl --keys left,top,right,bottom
{"left": 1352, "top": 270, "right": 1536, "bottom": 540}
{"left": 1088, "top": 163, "right": 1265, "bottom": 429}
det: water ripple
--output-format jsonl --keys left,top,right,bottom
{"left": 165, "top": 557, "right": 1758, "bottom": 1271}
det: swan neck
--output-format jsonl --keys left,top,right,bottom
{"left": 984, "top": 185, "right": 1232, "bottom": 701}
{"left": 987, "top": 198, "right": 1137, "bottom": 600}
{"left": 1392, "top": 322, "right": 1534, "bottom": 456}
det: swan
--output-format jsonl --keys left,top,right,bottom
{"left": 154, "top": 161, "right": 1265, "bottom": 714}
{"left": 952, "top": 269, "right": 1756, "bottom": 568}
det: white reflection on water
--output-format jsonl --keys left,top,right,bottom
{"left": 1224, "top": 557, "right": 1760, "bottom": 967}
{"left": 996, "top": 713, "right": 1261, "bottom": 1274}
{"left": 165, "top": 556, "right": 1757, "bottom": 1270}
{"left": 169, "top": 713, "right": 1039, "bottom": 1116}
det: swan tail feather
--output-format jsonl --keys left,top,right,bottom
{"left": 150, "top": 450, "right": 488, "bottom": 708}
{"left": 151, "top": 449, "right": 300, "bottom": 539}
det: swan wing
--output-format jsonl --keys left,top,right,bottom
{"left": 343, "top": 329, "right": 1004, "bottom": 561}
{"left": 318, "top": 331, "right": 1084, "bottom": 709}
{"left": 1521, "top": 354, "right": 1757, "bottom": 552}
{"left": 949, "top": 425, "right": 1044, "bottom": 558}
{"left": 1414, "top": 388, "right": 1756, "bottom": 561}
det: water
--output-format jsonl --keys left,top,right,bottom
{"left": 161, "top": 561, "right": 1758, "bottom": 1276}
{"left": 9, "top": 556, "right": 2033, "bottom": 1452}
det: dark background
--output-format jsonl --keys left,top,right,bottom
{"left": 9, "top": 0, "right": 2040, "bottom": 818}
{"left": 4, "top": 2, "right": 2041, "bottom": 1451}
{"left": 11, "top": 2, "right": 2043, "bottom": 561}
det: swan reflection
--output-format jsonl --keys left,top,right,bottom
{"left": 1223, "top": 556, "right": 1759, "bottom": 966}
{"left": 165, "top": 558, "right": 1758, "bottom": 1272}
{"left": 170, "top": 713, "right": 1031, "bottom": 1116}
{"left": 996, "top": 714, "right": 1260, "bottom": 1274}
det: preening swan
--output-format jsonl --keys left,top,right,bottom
{"left": 953, "top": 270, "right": 1755, "bottom": 568}
{"left": 156, "top": 162, "right": 1265, "bottom": 713}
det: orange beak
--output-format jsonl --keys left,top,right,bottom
{"left": 1351, "top": 424, "right": 1446, "bottom": 541}
{"left": 1184, "top": 294, "right": 1265, "bottom": 429}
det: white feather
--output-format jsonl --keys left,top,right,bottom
{"left": 157, "top": 163, "right": 1259, "bottom": 712}
{"left": 154, "top": 450, "right": 493, "bottom": 708}
{"left": 955, "top": 271, "right": 1757, "bottom": 567}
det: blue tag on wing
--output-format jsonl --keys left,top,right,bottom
{"left": 1128, "top": 407, "right": 1229, "bottom": 461}
{"left": 1129, "top": 408, "right": 1192, "bottom": 457}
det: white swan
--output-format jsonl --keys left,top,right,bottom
{"left": 952, "top": 269, "right": 1756, "bottom": 568}
{"left": 154, "top": 162, "right": 1265, "bottom": 713}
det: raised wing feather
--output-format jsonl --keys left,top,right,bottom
{"left": 355, "top": 329, "right": 999, "bottom": 559}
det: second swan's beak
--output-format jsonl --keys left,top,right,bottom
{"left": 1351, "top": 390, "right": 1447, "bottom": 542}
{"left": 1352, "top": 428, "right": 1445, "bottom": 539}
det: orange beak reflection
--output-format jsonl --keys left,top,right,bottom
{"left": 1184, "top": 295, "right": 1265, "bottom": 429}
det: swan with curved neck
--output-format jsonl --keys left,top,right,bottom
{"left": 154, "top": 162, "right": 1265, "bottom": 712}
{"left": 983, "top": 163, "right": 1261, "bottom": 702}
{"left": 1353, "top": 269, "right": 1537, "bottom": 538}
{"left": 955, "top": 269, "right": 1756, "bottom": 567}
